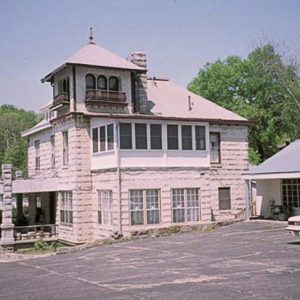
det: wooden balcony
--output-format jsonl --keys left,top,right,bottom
{"left": 85, "top": 89, "right": 127, "bottom": 107}
{"left": 52, "top": 92, "right": 70, "bottom": 108}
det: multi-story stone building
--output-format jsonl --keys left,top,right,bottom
{"left": 0, "top": 33, "right": 250, "bottom": 245}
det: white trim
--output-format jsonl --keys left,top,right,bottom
{"left": 243, "top": 172, "right": 300, "bottom": 180}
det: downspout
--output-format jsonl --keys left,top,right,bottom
{"left": 245, "top": 179, "right": 251, "bottom": 220}
{"left": 116, "top": 121, "right": 122, "bottom": 234}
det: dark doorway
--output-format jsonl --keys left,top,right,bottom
{"left": 49, "top": 192, "right": 56, "bottom": 224}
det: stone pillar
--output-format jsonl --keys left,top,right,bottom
{"left": 0, "top": 164, "right": 15, "bottom": 245}
{"left": 128, "top": 52, "right": 148, "bottom": 113}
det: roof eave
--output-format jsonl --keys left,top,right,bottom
{"left": 41, "top": 63, "right": 68, "bottom": 83}
{"left": 40, "top": 62, "right": 146, "bottom": 83}
{"left": 82, "top": 112, "right": 252, "bottom": 126}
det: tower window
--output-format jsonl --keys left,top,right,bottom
{"left": 97, "top": 75, "right": 107, "bottom": 90}
{"left": 109, "top": 76, "right": 119, "bottom": 91}
{"left": 86, "top": 74, "right": 96, "bottom": 90}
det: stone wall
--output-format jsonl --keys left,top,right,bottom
{"left": 24, "top": 120, "right": 248, "bottom": 243}
{"left": 91, "top": 124, "right": 249, "bottom": 239}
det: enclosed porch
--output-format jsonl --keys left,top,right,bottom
{"left": 244, "top": 140, "right": 300, "bottom": 220}
{"left": 0, "top": 164, "right": 60, "bottom": 248}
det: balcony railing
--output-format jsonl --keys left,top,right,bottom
{"left": 52, "top": 92, "right": 70, "bottom": 107}
{"left": 85, "top": 89, "right": 127, "bottom": 105}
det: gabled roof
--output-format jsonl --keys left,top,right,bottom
{"left": 147, "top": 78, "right": 247, "bottom": 122}
{"left": 41, "top": 42, "right": 144, "bottom": 82}
{"left": 22, "top": 119, "right": 52, "bottom": 138}
{"left": 246, "top": 140, "right": 300, "bottom": 175}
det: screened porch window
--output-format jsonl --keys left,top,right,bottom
{"left": 167, "top": 125, "right": 179, "bottom": 150}
{"left": 150, "top": 124, "right": 162, "bottom": 149}
{"left": 120, "top": 123, "right": 132, "bottom": 149}
{"left": 135, "top": 124, "right": 147, "bottom": 149}
{"left": 181, "top": 125, "right": 192, "bottom": 150}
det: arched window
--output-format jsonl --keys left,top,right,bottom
{"left": 86, "top": 74, "right": 96, "bottom": 90}
{"left": 109, "top": 76, "right": 119, "bottom": 91}
{"left": 62, "top": 78, "right": 69, "bottom": 94}
{"left": 97, "top": 75, "right": 107, "bottom": 90}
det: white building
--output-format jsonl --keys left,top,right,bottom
{"left": 245, "top": 140, "right": 300, "bottom": 219}
{"left": 0, "top": 33, "right": 250, "bottom": 245}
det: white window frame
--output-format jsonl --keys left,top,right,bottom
{"left": 218, "top": 187, "right": 231, "bottom": 210}
{"left": 92, "top": 124, "right": 115, "bottom": 153}
{"left": 129, "top": 189, "right": 160, "bottom": 226}
{"left": 60, "top": 191, "right": 73, "bottom": 226}
{"left": 51, "top": 135, "right": 55, "bottom": 168}
{"left": 117, "top": 122, "right": 207, "bottom": 152}
{"left": 282, "top": 179, "right": 300, "bottom": 208}
{"left": 62, "top": 131, "right": 69, "bottom": 166}
{"left": 172, "top": 188, "right": 201, "bottom": 223}
{"left": 210, "top": 132, "right": 221, "bottom": 163}
{"left": 98, "top": 190, "right": 113, "bottom": 226}
{"left": 34, "top": 140, "right": 40, "bottom": 170}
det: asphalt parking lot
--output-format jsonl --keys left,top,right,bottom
{"left": 0, "top": 221, "right": 299, "bottom": 300}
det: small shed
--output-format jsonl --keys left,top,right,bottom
{"left": 244, "top": 140, "right": 300, "bottom": 219}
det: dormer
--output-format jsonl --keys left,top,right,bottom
{"left": 41, "top": 30, "right": 148, "bottom": 116}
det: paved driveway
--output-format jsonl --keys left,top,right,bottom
{"left": 0, "top": 221, "right": 299, "bottom": 300}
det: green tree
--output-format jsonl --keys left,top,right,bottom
{"left": 188, "top": 44, "right": 300, "bottom": 164}
{"left": 0, "top": 105, "right": 38, "bottom": 173}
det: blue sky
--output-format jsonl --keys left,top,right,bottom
{"left": 0, "top": 0, "right": 299, "bottom": 111}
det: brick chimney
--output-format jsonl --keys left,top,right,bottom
{"left": 128, "top": 52, "right": 148, "bottom": 113}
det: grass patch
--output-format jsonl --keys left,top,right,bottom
{"left": 16, "top": 239, "right": 64, "bottom": 255}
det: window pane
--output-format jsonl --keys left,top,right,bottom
{"left": 146, "top": 190, "right": 159, "bottom": 209}
{"left": 131, "top": 211, "right": 144, "bottom": 225}
{"left": 109, "top": 76, "right": 119, "bottom": 91}
{"left": 130, "top": 190, "right": 143, "bottom": 210}
{"left": 120, "top": 123, "right": 132, "bottom": 149}
{"left": 210, "top": 132, "right": 220, "bottom": 163}
{"left": 182, "top": 125, "right": 192, "bottom": 150}
{"left": 172, "top": 189, "right": 185, "bottom": 223}
{"left": 219, "top": 187, "right": 231, "bottom": 210}
{"left": 63, "top": 131, "right": 69, "bottom": 165}
{"left": 100, "top": 126, "right": 106, "bottom": 151}
{"left": 146, "top": 189, "right": 159, "bottom": 225}
{"left": 150, "top": 124, "right": 162, "bottom": 149}
{"left": 107, "top": 124, "right": 114, "bottom": 150}
{"left": 167, "top": 125, "right": 178, "bottom": 150}
{"left": 86, "top": 74, "right": 96, "bottom": 90}
{"left": 130, "top": 190, "right": 144, "bottom": 225}
{"left": 187, "top": 188, "right": 199, "bottom": 222}
{"left": 173, "top": 209, "right": 185, "bottom": 223}
{"left": 135, "top": 124, "right": 147, "bottom": 149}
{"left": 92, "top": 128, "right": 98, "bottom": 153}
{"left": 147, "top": 210, "right": 159, "bottom": 224}
{"left": 51, "top": 135, "right": 55, "bottom": 168}
{"left": 97, "top": 76, "right": 107, "bottom": 90}
{"left": 195, "top": 126, "right": 206, "bottom": 150}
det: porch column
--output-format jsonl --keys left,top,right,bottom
{"left": 0, "top": 164, "right": 14, "bottom": 245}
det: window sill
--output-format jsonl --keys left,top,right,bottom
{"left": 59, "top": 223, "right": 73, "bottom": 229}
{"left": 210, "top": 163, "right": 222, "bottom": 168}
{"left": 92, "top": 150, "right": 115, "bottom": 156}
